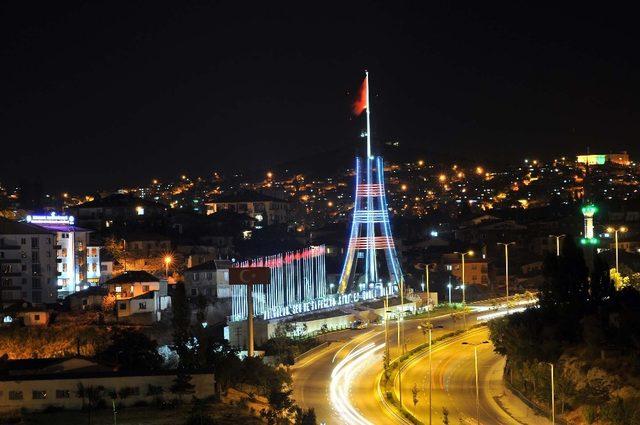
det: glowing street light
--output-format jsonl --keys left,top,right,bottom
{"left": 163, "top": 255, "right": 173, "bottom": 277}
{"left": 549, "top": 234, "right": 565, "bottom": 256}
{"left": 606, "top": 226, "right": 628, "bottom": 272}
{"left": 462, "top": 340, "right": 490, "bottom": 425}
{"left": 447, "top": 278, "right": 452, "bottom": 305}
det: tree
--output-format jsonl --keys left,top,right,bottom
{"left": 539, "top": 237, "right": 589, "bottom": 311}
{"left": 195, "top": 294, "right": 208, "bottom": 324}
{"left": 442, "top": 407, "right": 450, "bottom": 425}
{"left": 97, "top": 328, "right": 163, "bottom": 371}
{"left": 102, "top": 293, "right": 116, "bottom": 313}
{"left": 297, "top": 407, "right": 317, "bottom": 425}
{"left": 172, "top": 281, "right": 195, "bottom": 369}
{"left": 171, "top": 369, "right": 195, "bottom": 401}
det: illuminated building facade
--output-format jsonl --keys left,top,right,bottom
{"left": 26, "top": 214, "right": 94, "bottom": 297}
{"left": 577, "top": 152, "right": 631, "bottom": 166}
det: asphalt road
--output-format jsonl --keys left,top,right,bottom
{"left": 291, "top": 307, "right": 473, "bottom": 424}
{"left": 397, "top": 327, "right": 551, "bottom": 425}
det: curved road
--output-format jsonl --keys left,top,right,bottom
{"left": 397, "top": 327, "right": 550, "bottom": 425}
{"left": 292, "top": 308, "right": 475, "bottom": 424}
{"left": 292, "top": 300, "right": 545, "bottom": 424}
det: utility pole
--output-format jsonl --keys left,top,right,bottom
{"left": 497, "top": 242, "right": 515, "bottom": 305}
{"left": 462, "top": 340, "right": 489, "bottom": 425}
{"left": 549, "top": 234, "right": 565, "bottom": 256}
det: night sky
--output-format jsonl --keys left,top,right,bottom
{"left": 2, "top": 2, "right": 638, "bottom": 192}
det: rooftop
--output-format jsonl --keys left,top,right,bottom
{"left": 74, "top": 193, "right": 167, "bottom": 209}
{"left": 102, "top": 271, "right": 159, "bottom": 285}
{"left": 0, "top": 219, "right": 55, "bottom": 235}
{"left": 211, "top": 190, "right": 289, "bottom": 204}
{"left": 186, "top": 259, "right": 232, "bottom": 272}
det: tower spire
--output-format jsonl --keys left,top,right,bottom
{"left": 365, "top": 70, "right": 372, "bottom": 158}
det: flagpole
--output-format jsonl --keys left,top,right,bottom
{"left": 365, "top": 70, "right": 372, "bottom": 158}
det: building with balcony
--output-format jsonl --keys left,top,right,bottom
{"left": 0, "top": 219, "right": 58, "bottom": 305}
{"left": 26, "top": 214, "right": 94, "bottom": 297}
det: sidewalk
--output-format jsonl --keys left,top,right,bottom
{"left": 485, "top": 356, "right": 552, "bottom": 425}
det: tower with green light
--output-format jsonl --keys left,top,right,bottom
{"left": 580, "top": 204, "right": 599, "bottom": 246}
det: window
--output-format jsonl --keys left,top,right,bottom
{"left": 61, "top": 248, "right": 67, "bottom": 258}
{"left": 32, "top": 251, "right": 39, "bottom": 263}
{"left": 62, "top": 263, "right": 67, "bottom": 272}
{"left": 193, "top": 273, "right": 199, "bottom": 281}
{"left": 32, "top": 390, "right": 47, "bottom": 400}
{"left": 206, "top": 272, "right": 213, "bottom": 280}
{"left": 21, "top": 238, "right": 26, "bottom": 245}
{"left": 142, "top": 285, "right": 150, "bottom": 292}
{"left": 115, "top": 286, "right": 122, "bottom": 293}
{"left": 22, "top": 265, "right": 26, "bottom": 272}
{"left": 9, "top": 391, "right": 23, "bottom": 400}
{"left": 191, "top": 288, "right": 197, "bottom": 296}
{"left": 119, "top": 303, "right": 126, "bottom": 310}
{"left": 138, "top": 302, "right": 147, "bottom": 310}
{"left": 34, "top": 314, "right": 41, "bottom": 321}
{"left": 31, "top": 237, "right": 39, "bottom": 248}
{"left": 56, "top": 389, "right": 70, "bottom": 399}
{"left": 32, "top": 292, "right": 42, "bottom": 303}
{"left": 32, "top": 277, "right": 41, "bottom": 289}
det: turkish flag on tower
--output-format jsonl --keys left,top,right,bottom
{"left": 352, "top": 76, "right": 368, "bottom": 116}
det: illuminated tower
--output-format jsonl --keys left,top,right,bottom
{"left": 580, "top": 204, "right": 599, "bottom": 246}
{"left": 338, "top": 72, "right": 403, "bottom": 293}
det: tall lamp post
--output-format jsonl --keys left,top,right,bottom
{"left": 462, "top": 340, "right": 490, "bottom": 425}
{"left": 447, "top": 278, "right": 452, "bottom": 305}
{"left": 418, "top": 323, "right": 444, "bottom": 425}
{"left": 606, "top": 226, "right": 627, "bottom": 273}
{"left": 497, "top": 242, "right": 515, "bottom": 304}
{"left": 454, "top": 251, "right": 474, "bottom": 304}
{"left": 549, "top": 234, "right": 565, "bottom": 257}
{"left": 421, "top": 263, "right": 437, "bottom": 313}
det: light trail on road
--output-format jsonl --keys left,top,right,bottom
{"left": 329, "top": 342, "right": 383, "bottom": 425}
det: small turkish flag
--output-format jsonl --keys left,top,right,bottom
{"left": 352, "top": 76, "right": 368, "bottom": 116}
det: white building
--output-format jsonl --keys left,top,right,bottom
{"left": 0, "top": 220, "right": 58, "bottom": 305}
{"left": 26, "top": 214, "right": 95, "bottom": 297}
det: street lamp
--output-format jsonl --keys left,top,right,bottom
{"left": 462, "top": 340, "right": 490, "bottom": 425}
{"left": 497, "top": 242, "right": 515, "bottom": 305}
{"left": 447, "top": 279, "right": 452, "bottom": 305}
{"left": 541, "top": 362, "right": 555, "bottom": 425}
{"left": 163, "top": 255, "right": 172, "bottom": 277}
{"left": 454, "top": 251, "right": 474, "bottom": 304}
{"left": 606, "top": 226, "right": 628, "bottom": 273}
{"left": 417, "top": 323, "right": 444, "bottom": 425}
{"left": 549, "top": 234, "right": 565, "bottom": 256}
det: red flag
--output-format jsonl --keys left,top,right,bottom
{"left": 352, "top": 76, "right": 368, "bottom": 116}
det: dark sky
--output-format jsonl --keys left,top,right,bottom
{"left": 2, "top": 2, "right": 639, "bottom": 192}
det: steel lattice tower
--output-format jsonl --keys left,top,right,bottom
{"left": 338, "top": 72, "right": 402, "bottom": 293}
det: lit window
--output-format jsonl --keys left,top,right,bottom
{"left": 136, "top": 206, "right": 145, "bottom": 215}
